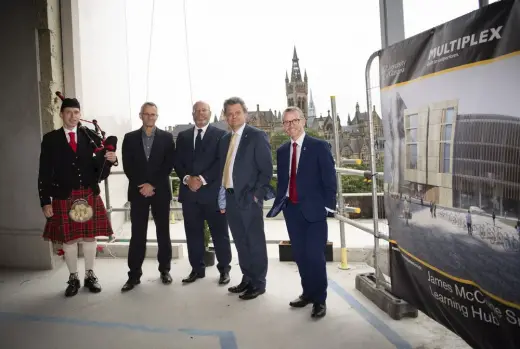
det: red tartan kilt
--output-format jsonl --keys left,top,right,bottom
{"left": 43, "top": 187, "right": 113, "bottom": 243}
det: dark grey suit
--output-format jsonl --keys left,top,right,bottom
{"left": 219, "top": 124, "right": 273, "bottom": 290}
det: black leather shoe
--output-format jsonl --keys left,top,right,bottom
{"left": 228, "top": 281, "right": 249, "bottom": 293}
{"left": 182, "top": 271, "right": 205, "bottom": 283}
{"left": 160, "top": 272, "right": 172, "bottom": 284}
{"left": 289, "top": 295, "right": 311, "bottom": 308}
{"left": 84, "top": 270, "right": 102, "bottom": 293}
{"left": 121, "top": 279, "right": 140, "bottom": 292}
{"left": 311, "top": 303, "right": 326, "bottom": 318}
{"left": 219, "top": 272, "right": 230, "bottom": 285}
{"left": 65, "top": 273, "right": 80, "bottom": 297}
{"left": 239, "top": 287, "right": 265, "bottom": 300}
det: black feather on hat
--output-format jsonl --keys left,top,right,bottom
{"left": 60, "top": 98, "right": 81, "bottom": 111}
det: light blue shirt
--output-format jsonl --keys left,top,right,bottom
{"left": 218, "top": 186, "right": 226, "bottom": 210}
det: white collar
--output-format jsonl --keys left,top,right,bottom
{"left": 195, "top": 123, "right": 209, "bottom": 133}
{"left": 63, "top": 126, "right": 77, "bottom": 134}
{"left": 232, "top": 123, "right": 246, "bottom": 136}
{"left": 291, "top": 132, "right": 306, "bottom": 147}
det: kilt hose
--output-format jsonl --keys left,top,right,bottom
{"left": 43, "top": 187, "right": 113, "bottom": 244}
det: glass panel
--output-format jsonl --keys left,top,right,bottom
{"left": 409, "top": 114, "right": 418, "bottom": 128}
{"left": 443, "top": 158, "right": 450, "bottom": 173}
{"left": 445, "top": 108, "right": 455, "bottom": 124}
{"left": 408, "top": 144, "right": 417, "bottom": 169}
{"left": 407, "top": 129, "right": 417, "bottom": 142}
{"left": 443, "top": 143, "right": 451, "bottom": 160}
{"left": 442, "top": 124, "right": 452, "bottom": 141}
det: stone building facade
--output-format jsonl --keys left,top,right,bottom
{"left": 166, "top": 48, "right": 384, "bottom": 164}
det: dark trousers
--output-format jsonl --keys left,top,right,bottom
{"left": 182, "top": 201, "right": 232, "bottom": 274}
{"left": 225, "top": 191, "right": 268, "bottom": 290}
{"left": 284, "top": 202, "right": 328, "bottom": 304}
{"left": 128, "top": 194, "right": 172, "bottom": 280}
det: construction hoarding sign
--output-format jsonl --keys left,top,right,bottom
{"left": 380, "top": 1, "right": 520, "bottom": 348}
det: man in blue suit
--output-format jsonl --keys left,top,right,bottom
{"left": 268, "top": 106, "right": 337, "bottom": 318}
{"left": 219, "top": 97, "right": 274, "bottom": 300}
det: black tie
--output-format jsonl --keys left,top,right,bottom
{"left": 194, "top": 129, "right": 202, "bottom": 153}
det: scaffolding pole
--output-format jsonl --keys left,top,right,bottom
{"left": 365, "top": 50, "right": 384, "bottom": 288}
{"left": 330, "top": 96, "right": 349, "bottom": 270}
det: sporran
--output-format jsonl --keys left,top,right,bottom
{"left": 69, "top": 198, "right": 94, "bottom": 223}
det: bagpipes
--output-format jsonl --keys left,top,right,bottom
{"left": 55, "top": 91, "right": 118, "bottom": 180}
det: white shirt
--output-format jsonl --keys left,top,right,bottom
{"left": 63, "top": 126, "right": 77, "bottom": 142}
{"left": 183, "top": 124, "right": 211, "bottom": 186}
{"left": 285, "top": 132, "right": 305, "bottom": 197}
{"left": 193, "top": 123, "right": 209, "bottom": 147}
{"left": 225, "top": 123, "right": 246, "bottom": 189}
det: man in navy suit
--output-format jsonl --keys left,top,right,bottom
{"left": 267, "top": 106, "right": 337, "bottom": 318}
{"left": 173, "top": 101, "right": 232, "bottom": 285}
{"left": 219, "top": 97, "right": 274, "bottom": 300}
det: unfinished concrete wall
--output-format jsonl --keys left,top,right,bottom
{"left": 37, "top": 0, "right": 64, "bottom": 133}
{"left": 0, "top": 0, "right": 63, "bottom": 269}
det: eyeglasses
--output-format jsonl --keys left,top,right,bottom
{"left": 283, "top": 119, "right": 301, "bottom": 126}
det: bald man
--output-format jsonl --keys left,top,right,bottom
{"left": 173, "top": 101, "right": 232, "bottom": 285}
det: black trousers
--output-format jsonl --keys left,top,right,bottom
{"left": 128, "top": 194, "right": 172, "bottom": 280}
{"left": 182, "top": 201, "right": 232, "bottom": 274}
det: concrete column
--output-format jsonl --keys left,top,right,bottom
{"left": 37, "top": 0, "right": 64, "bottom": 134}
{"left": 61, "top": 0, "right": 83, "bottom": 100}
{"left": 379, "top": 0, "right": 405, "bottom": 48}
{"left": 0, "top": 0, "right": 64, "bottom": 269}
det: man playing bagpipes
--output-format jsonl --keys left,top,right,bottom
{"left": 38, "top": 94, "right": 118, "bottom": 297}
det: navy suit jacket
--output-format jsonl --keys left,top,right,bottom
{"left": 268, "top": 134, "right": 337, "bottom": 222}
{"left": 173, "top": 124, "right": 226, "bottom": 205}
{"left": 218, "top": 124, "right": 274, "bottom": 209}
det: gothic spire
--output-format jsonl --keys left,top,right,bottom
{"left": 308, "top": 89, "right": 316, "bottom": 117}
{"left": 291, "top": 46, "right": 302, "bottom": 82}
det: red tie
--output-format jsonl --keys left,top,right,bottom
{"left": 289, "top": 142, "right": 298, "bottom": 203}
{"left": 69, "top": 132, "right": 77, "bottom": 152}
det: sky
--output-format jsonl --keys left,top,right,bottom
{"left": 114, "top": 0, "right": 494, "bottom": 129}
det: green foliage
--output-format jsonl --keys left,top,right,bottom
{"left": 170, "top": 170, "right": 180, "bottom": 196}
{"left": 340, "top": 163, "right": 384, "bottom": 193}
{"left": 203, "top": 220, "right": 211, "bottom": 248}
{"left": 270, "top": 132, "right": 290, "bottom": 162}
{"left": 304, "top": 129, "right": 321, "bottom": 138}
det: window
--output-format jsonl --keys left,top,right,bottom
{"left": 408, "top": 144, "right": 418, "bottom": 169}
{"left": 440, "top": 108, "right": 455, "bottom": 173}
{"left": 406, "top": 113, "right": 418, "bottom": 169}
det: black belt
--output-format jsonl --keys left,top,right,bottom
{"left": 226, "top": 188, "right": 234, "bottom": 194}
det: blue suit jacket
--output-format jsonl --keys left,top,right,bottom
{"left": 218, "top": 124, "right": 274, "bottom": 209}
{"left": 268, "top": 135, "right": 337, "bottom": 222}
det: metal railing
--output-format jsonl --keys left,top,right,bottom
{"left": 100, "top": 97, "right": 385, "bottom": 277}
{"left": 100, "top": 160, "right": 382, "bottom": 261}
{"left": 104, "top": 169, "right": 363, "bottom": 215}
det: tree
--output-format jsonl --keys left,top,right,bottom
{"left": 340, "top": 163, "right": 384, "bottom": 194}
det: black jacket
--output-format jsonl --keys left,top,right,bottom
{"left": 37, "top": 128, "right": 115, "bottom": 207}
{"left": 122, "top": 128, "right": 175, "bottom": 201}
{"left": 173, "top": 124, "right": 225, "bottom": 205}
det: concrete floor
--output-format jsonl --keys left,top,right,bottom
{"left": 0, "top": 256, "right": 471, "bottom": 349}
